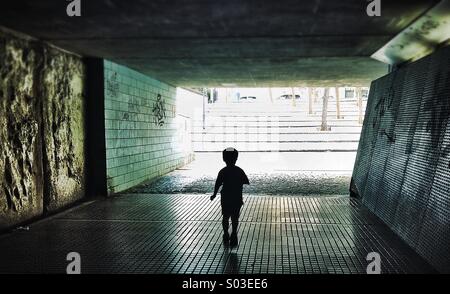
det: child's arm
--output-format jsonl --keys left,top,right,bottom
{"left": 210, "top": 171, "right": 223, "bottom": 200}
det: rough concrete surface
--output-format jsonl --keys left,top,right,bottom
{"left": 42, "top": 48, "right": 86, "bottom": 213}
{"left": 0, "top": 0, "right": 435, "bottom": 87}
{"left": 0, "top": 29, "right": 86, "bottom": 229}
{"left": 0, "top": 33, "right": 43, "bottom": 230}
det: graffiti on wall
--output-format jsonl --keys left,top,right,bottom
{"left": 424, "top": 71, "right": 450, "bottom": 149}
{"left": 106, "top": 72, "right": 119, "bottom": 99}
{"left": 152, "top": 94, "right": 166, "bottom": 126}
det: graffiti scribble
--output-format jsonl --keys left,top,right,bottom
{"left": 106, "top": 72, "right": 119, "bottom": 99}
{"left": 424, "top": 71, "right": 450, "bottom": 149}
{"left": 152, "top": 94, "right": 166, "bottom": 126}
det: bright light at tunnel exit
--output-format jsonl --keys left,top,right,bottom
{"left": 174, "top": 86, "right": 367, "bottom": 175}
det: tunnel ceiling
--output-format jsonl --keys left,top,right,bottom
{"left": 0, "top": 0, "right": 439, "bottom": 87}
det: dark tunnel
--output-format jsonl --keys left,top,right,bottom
{"left": 0, "top": 0, "right": 449, "bottom": 278}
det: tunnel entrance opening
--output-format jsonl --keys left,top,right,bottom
{"left": 130, "top": 86, "right": 369, "bottom": 196}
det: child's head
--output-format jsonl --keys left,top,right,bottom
{"left": 223, "top": 147, "right": 238, "bottom": 166}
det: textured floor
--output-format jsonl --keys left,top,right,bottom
{"left": 0, "top": 194, "right": 435, "bottom": 274}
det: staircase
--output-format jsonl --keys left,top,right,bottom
{"left": 192, "top": 98, "right": 366, "bottom": 152}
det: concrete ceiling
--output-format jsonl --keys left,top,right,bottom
{"left": 0, "top": 0, "right": 440, "bottom": 87}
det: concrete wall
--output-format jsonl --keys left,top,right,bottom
{"left": 104, "top": 61, "right": 200, "bottom": 194}
{"left": 0, "top": 28, "right": 86, "bottom": 230}
{"left": 42, "top": 47, "right": 86, "bottom": 212}
{"left": 352, "top": 45, "right": 450, "bottom": 273}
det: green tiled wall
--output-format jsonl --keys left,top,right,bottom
{"left": 104, "top": 61, "right": 195, "bottom": 193}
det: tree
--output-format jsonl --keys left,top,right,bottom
{"left": 321, "top": 88, "right": 330, "bottom": 131}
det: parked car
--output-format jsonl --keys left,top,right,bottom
{"left": 277, "top": 94, "right": 301, "bottom": 100}
{"left": 239, "top": 96, "right": 257, "bottom": 102}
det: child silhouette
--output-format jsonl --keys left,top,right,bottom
{"left": 210, "top": 147, "right": 250, "bottom": 247}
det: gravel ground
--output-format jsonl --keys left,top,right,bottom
{"left": 128, "top": 171, "right": 351, "bottom": 195}
{"left": 127, "top": 152, "right": 353, "bottom": 196}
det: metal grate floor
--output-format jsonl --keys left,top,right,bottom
{"left": 0, "top": 194, "right": 435, "bottom": 274}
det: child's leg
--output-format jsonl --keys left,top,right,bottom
{"left": 222, "top": 215, "right": 230, "bottom": 236}
{"left": 231, "top": 214, "right": 239, "bottom": 236}
{"left": 229, "top": 213, "right": 239, "bottom": 247}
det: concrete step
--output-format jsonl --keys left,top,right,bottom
{"left": 197, "top": 116, "right": 364, "bottom": 123}
{"left": 203, "top": 112, "right": 364, "bottom": 117}
{"left": 197, "top": 101, "right": 365, "bottom": 151}
{"left": 193, "top": 120, "right": 363, "bottom": 127}
{"left": 194, "top": 117, "right": 362, "bottom": 123}
{"left": 204, "top": 109, "right": 361, "bottom": 114}
{"left": 192, "top": 133, "right": 361, "bottom": 142}
{"left": 204, "top": 106, "right": 364, "bottom": 111}
{"left": 192, "top": 126, "right": 363, "bottom": 133}
{"left": 193, "top": 141, "right": 358, "bottom": 151}
{"left": 204, "top": 110, "right": 366, "bottom": 116}
{"left": 205, "top": 103, "right": 367, "bottom": 112}
{"left": 205, "top": 107, "right": 364, "bottom": 112}
{"left": 207, "top": 99, "right": 366, "bottom": 106}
